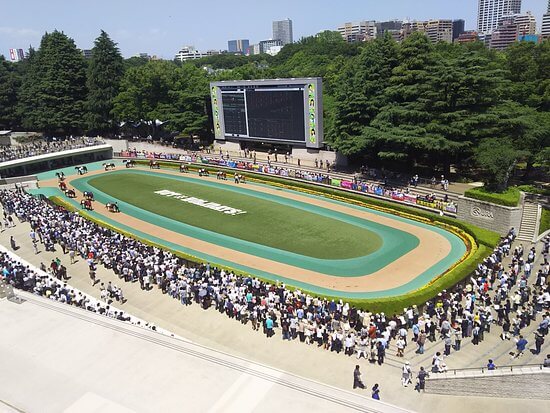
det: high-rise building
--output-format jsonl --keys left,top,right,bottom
{"left": 477, "top": 0, "right": 522, "bottom": 35}
{"left": 375, "top": 20, "right": 403, "bottom": 38}
{"left": 452, "top": 19, "right": 465, "bottom": 41}
{"left": 426, "top": 20, "right": 454, "bottom": 43}
{"left": 228, "top": 39, "right": 249, "bottom": 54}
{"left": 174, "top": 46, "right": 206, "bottom": 62}
{"left": 401, "top": 19, "right": 453, "bottom": 43}
{"left": 490, "top": 12, "right": 536, "bottom": 50}
{"left": 272, "top": 19, "right": 293, "bottom": 45}
{"left": 337, "top": 21, "right": 377, "bottom": 43}
{"left": 514, "top": 12, "right": 537, "bottom": 35}
{"left": 542, "top": 0, "right": 550, "bottom": 39}
{"left": 247, "top": 44, "right": 261, "bottom": 55}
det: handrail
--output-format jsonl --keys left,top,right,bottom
{"left": 446, "top": 363, "right": 545, "bottom": 376}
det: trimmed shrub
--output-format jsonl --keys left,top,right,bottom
{"left": 539, "top": 208, "right": 550, "bottom": 236}
{"left": 464, "top": 186, "right": 520, "bottom": 207}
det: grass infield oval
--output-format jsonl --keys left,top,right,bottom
{"left": 87, "top": 172, "right": 383, "bottom": 260}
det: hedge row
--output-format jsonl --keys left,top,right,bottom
{"left": 516, "top": 185, "right": 550, "bottom": 197}
{"left": 539, "top": 207, "right": 550, "bottom": 236}
{"left": 464, "top": 186, "right": 521, "bottom": 207}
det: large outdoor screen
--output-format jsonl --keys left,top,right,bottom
{"left": 210, "top": 78, "right": 323, "bottom": 148}
{"left": 246, "top": 90, "right": 305, "bottom": 141}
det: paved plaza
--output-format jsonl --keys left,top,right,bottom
{"left": 0, "top": 293, "right": 411, "bottom": 413}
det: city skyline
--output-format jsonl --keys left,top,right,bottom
{"left": 0, "top": 0, "right": 547, "bottom": 59}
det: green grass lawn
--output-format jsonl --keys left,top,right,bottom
{"left": 88, "top": 172, "right": 383, "bottom": 259}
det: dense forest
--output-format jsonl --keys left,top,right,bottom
{"left": 0, "top": 30, "right": 548, "bottom": 188}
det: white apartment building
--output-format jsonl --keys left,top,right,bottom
{"left": 542, "top": 0, "right": 550, "bottom": 39}
{"left": 477, "top": 0, "right": 522, "bottom": 35}
{"left": 337, "top": 21, "right": 377, "bottom": 42}
{"left": 426, "top": 20, "right": 454, "bottom": 43}
{"left": 174, "top": 46, "right": 206, "bottom": 62}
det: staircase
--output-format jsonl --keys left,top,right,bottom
{"left": 425, "top": 365, "right": 550, "bottom": 399}
{"left": 517, "top": 202, "right": 541, "bottom": 242}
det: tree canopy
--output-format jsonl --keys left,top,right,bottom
{"left": 86, "top": 30, "right": 124, "bottom": 135}
{"left": 18, "top": 30, "right": 87, "bottom": 134}
{"left": 1, "top": 29, "right": 548, "bottom": 188}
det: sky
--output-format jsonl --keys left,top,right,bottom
{"left": 0, "top": 0, "right": 547, "bottom": 59}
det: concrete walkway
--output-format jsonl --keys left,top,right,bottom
{"left": 1, "top": 293, "right": 413, "bottom": 413}
{"left": 1, "top": 216, "right": 548, "bottom": 413}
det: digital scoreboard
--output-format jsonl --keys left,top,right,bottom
{"left": 210, "top": 78, "right": 323, "bottom": 149}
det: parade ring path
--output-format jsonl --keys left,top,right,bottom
{"left": 35, "top": 161, "right": 467, "bottom": 299}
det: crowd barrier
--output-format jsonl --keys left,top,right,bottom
{"left": 118, "top": 151, "right": 458, "bottom": 214}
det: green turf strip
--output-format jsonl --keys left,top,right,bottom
{"left": 87, "top": 171, "right": 382, "bottom": 260}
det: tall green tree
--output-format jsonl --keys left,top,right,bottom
{"left": 362, "top": 32, "right": 436, "bottom": 166}
{"left": 165, "top": 64, "right": 210, "bottom": 136}
{"left": 327, "top": 34, "right": 399, "bottom": 156}
{"left": 86, "top": 30, "right": 124, "bottom": 135}
{"left": 112, "top": 60, "right": 179, "bottom": 123}
{"left": 505, "top": 40, "right": 550, "bottom": 110}
{"left": 17, "top": 47, "right": 39, "bottom": 130}
{"left": 0, "top": 56, "right": 21, "bottom": 129}
{"left": 19, "top": 31, "right": 87, "bottom": 134}
{"left": 475, "top": 137, "right": 520, "bottom": 191}
{"left": 421, "top": 44, "right": 510, "bottom": 172}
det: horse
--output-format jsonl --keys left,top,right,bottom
{"left": 65, "top": 189, "right": 76, "bottom": 198}
{"left": 123, "top": 159, "right": 135, "bottom": 168}
{"left": 198, "top": 168, "right": 209, "bottom": 177}
{"left": 75, "top": 166, "right": 88, "bottom": 175}
{"left": 216, "top": 171, "right": 227, "bottom": 180}
{"left": 179, "top": 163, "right": 189, "bottom": 173}
{"left": 55, "top": 172, "right": 66, "bottom": 181}
{"left": 83, "top": 191, "right": 94, "bottom": 201}
{"left": 149, "top": 160, "right": 160, "bottom": 169}
{"left": 80, "top": 199, "right": 93, "bottom": 210}
{"left": 105, "top": 202, "right": 120, "bottom": 213}
{"left": 102, "top": 162, "right": 116, "bottom": 171}
{"left": 233, "top": 174, "right": 246, "bottom": 184}
{"left": 58, "top": 181, "right": 67, "bottom": 191}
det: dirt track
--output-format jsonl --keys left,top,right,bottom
{"left": 42, "top": 167, "right": 460, "bottom": 294}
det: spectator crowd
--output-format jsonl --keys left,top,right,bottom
{"left": 0, "top": 246, "right": 171, "bottom": 335}
{"left": 0, "top": 137, "right": 104, "bottom": 163}
{"left": 1, "top": 188, "right": 549, "bottom": 391}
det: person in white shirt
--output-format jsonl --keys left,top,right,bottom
{"left": 401, "top": 361, "right": 412, "bottom": 387}
{"left": 356, "top": 336, "right": 368, "bottom": 359}
{"left": 396, "top": 337, "right": 406, "bottom": 357}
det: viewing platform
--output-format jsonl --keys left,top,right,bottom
{"left": 0, "top": 143, "right": 113, "bottom": 178}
